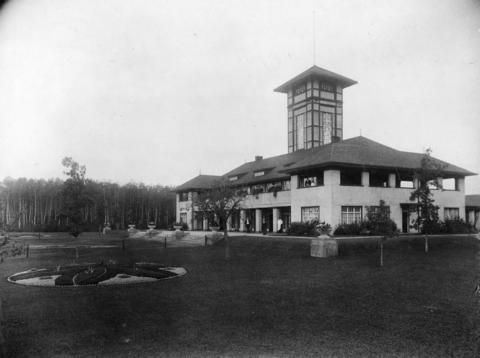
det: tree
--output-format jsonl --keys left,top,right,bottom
{"left": 409, "top": 148, "right": 446, "bottom": 252}
{"left": 193, "top": 180, "right": 246, "bottom": 259}
{"left": 61, "top": 157, "right": 91, "bottom": 237}
{"left": 366, "top": 200, "right": 398, "bottom": 267}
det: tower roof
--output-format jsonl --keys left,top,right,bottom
{"left": 274, "top": 65, "right": 357, "bottom": 93}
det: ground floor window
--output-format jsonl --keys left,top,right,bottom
{"left": 341, "top": 206, "right": 362, "bottom": 224}
{"left": 180, "top": 213, "right": 187, "bottom": 224}
{"left": 301, "top": 206, "right": 320, "bottom": 222}
{"left": 444, "top": 207, "right": 459, "bottom": 220}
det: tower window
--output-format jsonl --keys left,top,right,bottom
{"left": 321, "top": 82, "right": 334, "bottom": 91}
{"left": 294, "top": 84, "right": 306, "bottom": 95}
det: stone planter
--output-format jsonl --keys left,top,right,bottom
{"left": 127, "top": 225, "right": 137, "bottom": 238}
{"left": 310, "top": 234, "right": 338, "bottom": 258}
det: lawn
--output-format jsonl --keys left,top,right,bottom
{"left": 1, "top": 233, "right": 479, "bottom": 357}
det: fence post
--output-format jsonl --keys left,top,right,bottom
{"left": 0, "top": 298, "right": 6, "bottom": 358}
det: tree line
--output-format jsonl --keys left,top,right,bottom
{"left": 0, "top": 173, "right": 176, "bottom": 233}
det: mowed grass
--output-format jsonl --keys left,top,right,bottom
{"left": 1, "top": 233, "right": 480, "bottom": 357}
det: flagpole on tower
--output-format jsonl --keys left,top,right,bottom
{"left": 312, "top": 10, "right": 316, "bottom": 65}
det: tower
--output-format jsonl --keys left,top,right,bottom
{"left": 274, "top": 66, "right": 357, "bottom": 153}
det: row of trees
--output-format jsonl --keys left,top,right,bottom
{"left": 0, "top": 158, "right": 176, "bottom": 233}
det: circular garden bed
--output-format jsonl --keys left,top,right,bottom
{"left": 7, "top": 262, "right": 187, "bottom": 287}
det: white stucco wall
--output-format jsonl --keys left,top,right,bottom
{"left": 290, "top": 170, "right": 466, "bottom": 228}
{"left": 176, "top": 173, "right": 467, "bottom": 231}
{"left": 176, "top": 192, "right": 193, "bottom": 228}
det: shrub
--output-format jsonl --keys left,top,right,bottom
{"left": 287, "top": 221, "right": 319, "bottom": 236}
{"left": 422, "top": 220, "right": 444, "bottom": 234}
{"left": 333, "top": 222, "right": 364, "bottom": 236}
{"left": 442, "top": 218, "right": 476, "bottom": 234}
{"left": 363, "top": 218, "right": 398, "bottom": 236}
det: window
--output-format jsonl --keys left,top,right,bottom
{"left": 321, "top": 112, "right": 333, "bottom": 145}
{"left": 444, "top": 208, "right": 459, "bottom": 220}
{"left": 340, "top": 169, "right": 362, "bottom": 186}
{"left": 320, "top": 91, "right": 335, "bottom": 100}
{"left": 179, "top": 192, "right": 189, "bottom": 202}
{"left": 427, "top": 180, "right": 439, "bottom": 190}
{"left": 254, "top": 171, "right": 265, "bottom": 177}
{"left": 180, "top": 213, "right": 187, "bottom": 224}
{"left": 281, "top": 180, "right": 291, "bottom": 191}
{"left": 252, "top": 184, "right": 265, "bottom": 194}
{"left": 296, "top": 114, "right": 305, "bottom": 150}
{"left": 442, "top": 178, "right": 456, "bottom": 190}
{"left": 229, "top": 176, "right": 238, "bottom": 181}
{"left": 301, "top": 206, "right": 320, "bottom": 222}
{"left": 294, "top": 84, "right": 306, "bottom": 102}
{"left": 321, "top": 82, "right": 334, "bottom": 91}
{"left": 396, "top": 173, "right": 414, "bottom": 188}
{"left": 299, "top": 172, "right": 324, "bottom": 188}
{"left": 295, "top": 84, "right": 306, "bottom": 95}
{"left": 370, "top": 170, "right": 390, "bottom": 187}
{"left": 341, "top": 206, "right": 363, "bottom": 224}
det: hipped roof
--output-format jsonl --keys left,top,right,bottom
{"left": 176, "top": 136, "right": 476, "bottom": 191}
{"left": 274, "top": 65, "right": 357, "bottom": 93}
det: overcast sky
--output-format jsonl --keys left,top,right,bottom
{"left": 0, "top": 0, "right": 479, "bottom": 193}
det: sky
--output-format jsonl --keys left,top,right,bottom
{"left": 0, "top": 0, "right": 479, "bottom": 193}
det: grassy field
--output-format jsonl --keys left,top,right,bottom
{"left": 1, "top": 233, "right": 479, "bottom": 357}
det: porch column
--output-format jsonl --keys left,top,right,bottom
{"left": 361, "top": 171, "right": 370, "bottom": 187}
{"left": 239, "top": 210, "right": 246, "bottom": 232}
{"left": 468, "top": 210, "right": 475, "bottom": 225}
{"left": 227, "top": 216, "right": 232, "bottom": 231}
{"left": 388, "top": 173, "right": 396, "bottom": 188}
{"left": 436, "top": 177, "right": 443, "bottom": 189}
{"left": 272, "top": 208, "right": 280, "bottom": 232}
{"left": 413, "top": 177, "right": 420, "bottom": 189}
{"left": 203, "top": 218, "right": 208, "bottom": 231}
{"left": 255, "top": 209, "right": 262, "bottom": 233}
{"left": 455, "top": 177, "right": 465, "bottom": 193}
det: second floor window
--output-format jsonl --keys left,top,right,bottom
{"left": 179, "top": 192, "right": 189, "bottom": 202}
{"left": 299, "top": 172, "right": 324, "bottom": 188}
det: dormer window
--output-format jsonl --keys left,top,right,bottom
{"left": 254, "top": 171, "right": 265, "bottom": 177}
{"left": 229, "top": 176, "right": 238, "bottom": 181}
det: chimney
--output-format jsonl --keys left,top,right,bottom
{"left": 255, "top": 155, "right": 263, "bottom": 161}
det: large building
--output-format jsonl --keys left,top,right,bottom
{"left": 176, "top": 66, "right": 476, "bottom": 233}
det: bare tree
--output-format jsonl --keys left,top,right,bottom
{"left": 194, "top": 180, "right": 246, "bottom": 259}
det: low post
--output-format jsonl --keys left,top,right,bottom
{"left": 26, "top": 244, "right": 30, "bottom": 258}
{"left": 0, "top": 298, "right": 5, "bottom": 358}
{"left": 164, "top": 237, "right": 167, "bottom": 248}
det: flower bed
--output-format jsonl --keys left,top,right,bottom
{"left": 7, "top": 262, "right": 187, "bottom": 287}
